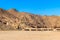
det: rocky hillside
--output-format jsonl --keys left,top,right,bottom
{"left": 0, "top": 8, "right": 60, "bottom": 30}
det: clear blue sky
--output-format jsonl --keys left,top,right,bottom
{"left": 0, "top": 0, "right": 60, "bottom": 15}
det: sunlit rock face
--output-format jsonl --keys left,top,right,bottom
{"left": 0, "top": 8, "right": 60, "bottom": 30}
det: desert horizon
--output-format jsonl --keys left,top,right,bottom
{"left": 0, "top": 0, "right": 60, "bottom": 40}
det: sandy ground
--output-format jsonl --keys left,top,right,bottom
{"left": 0, "top": 31, "right": 60, "bottom": 40}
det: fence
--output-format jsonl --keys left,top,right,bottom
{"left": 22, "top": 28, "right": 60, "bottom": 31}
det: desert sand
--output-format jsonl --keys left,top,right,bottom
{"left": 0, "top": 31, "right": 60, "bottom": 40}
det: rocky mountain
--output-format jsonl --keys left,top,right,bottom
{"left": 0, "top": 8, "right": 60, "bottom": 30}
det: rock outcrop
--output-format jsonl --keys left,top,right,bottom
{"left": 0, "top": 8, "right": 60, "bottom": 30}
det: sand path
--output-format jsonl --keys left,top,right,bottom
{"left": 0, "top": 31, "right": 60, "bottom": 40}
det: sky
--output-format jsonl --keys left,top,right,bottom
{"left": 0, "top": 0, "right": 60, "bottom": 16}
